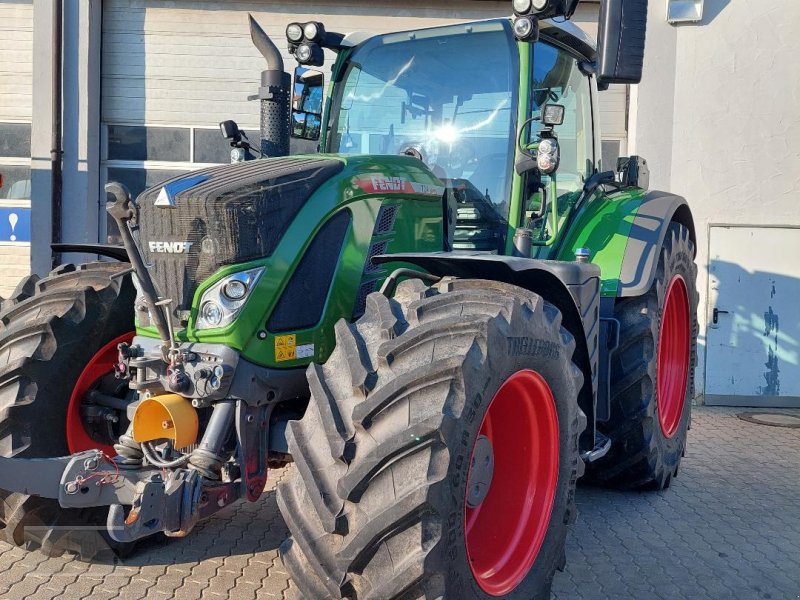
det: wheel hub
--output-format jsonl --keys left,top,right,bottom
{"left": 67, "top": 332, "right": 135, "bottom": 455}
{"left": 466, "top": 435, "right": 494, "bottom": 508}
{"left": 464, "top": 369, "right": 560, "bottom": 597}
{"left": 657, "top": 275, "right": 691, "bottom": 438}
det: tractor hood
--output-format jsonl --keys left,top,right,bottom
{"left": 134, "top": 157, "right": 344, "bottom": 321}
{"left": 132, "top": 154, "right": 447, "bottom": 339}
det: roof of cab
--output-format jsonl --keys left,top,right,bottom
{"left": 340, "top": 17, "right": 597, "bottom": 61}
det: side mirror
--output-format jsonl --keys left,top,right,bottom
{"left": 617, "top": 155, "right": 649, "bottom": 190}
{"left": 291, "top": 66, "right": 324, "bottom": 141}
{"left": 597, "top": 0, "right": 649, "bottom": 87}
{"left": 219, "top": 120, "right": 241, "bottom": 141}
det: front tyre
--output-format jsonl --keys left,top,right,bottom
{"left": 0, "top": 262, "right": 135, "bottom": 557}
{"left": 278, "top": 279, "right": 585, "bottom": 599}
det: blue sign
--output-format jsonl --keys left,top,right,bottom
{"left": 0, "top": 207, "right": 31, "bottom": 243}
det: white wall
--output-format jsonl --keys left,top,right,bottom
{"left": 631, "top": 0, "right": 800, "bottom": 398}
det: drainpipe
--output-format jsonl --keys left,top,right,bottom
{"left": 51, "top": 0, "right": 63, "bottom": 268}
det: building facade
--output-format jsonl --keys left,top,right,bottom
{"left": 0, "top": 0, "right": 798, "bottom": 406}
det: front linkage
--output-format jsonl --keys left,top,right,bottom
{"left": 0, "top": 400, "right": 267, "bottom": 544}
{"left": 0, "top": 184, "right": 274, "bottom": 544}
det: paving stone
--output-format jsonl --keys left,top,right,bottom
{"left": 0, "top": 406, "right": 796, "bottom": 599}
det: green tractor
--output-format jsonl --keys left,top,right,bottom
{"left": 0, "top": 0, "right": 697, "bottom": 597}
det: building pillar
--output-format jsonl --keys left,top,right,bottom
{"left": 29, "top": 0, "right": 56, "bottom": 276}
{"left": 30, "top": 0, "right": 102, "bottom": 276}
{"left": 62, "top": 0, "right": 103, "bottom": 260}
{"left": 626, "top": 0, "right": 678, "bottom": 192}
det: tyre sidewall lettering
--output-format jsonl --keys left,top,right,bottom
{"left": 443, "top": 316, "right": 579, "bottom": 599}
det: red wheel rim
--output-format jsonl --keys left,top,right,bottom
{"left": 464, "top": 370, "right": 560, "bottom": 596}
{"left": 66, "top": 332, "right": 134, "bottom": 455}
{"left": 657, "top": 275, "right": 690, "bottom": 438}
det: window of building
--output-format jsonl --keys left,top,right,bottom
{"left": 101, "top": 124, "right": 242, "bottom": 243}
{"left": 0, "top": 122, "right": 31, "bottom": 202}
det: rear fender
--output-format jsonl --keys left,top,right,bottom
{"left": 556, "top": 189, "right": 694, "bottom": 298}
{"left": 617, "top": 191, "right": 695, "bottom": 298}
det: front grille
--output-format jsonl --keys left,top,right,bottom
{"left": 267, "top": 210, "right": 351, "bottom": 333}
{"left": 374, "top": 204, "right": 398, "bottom": 234}
{"left": 364, "top": 241, "right": 389, "bottom": 274}
{"left": 134, "top": 157, "right": 343, "bottom": 315}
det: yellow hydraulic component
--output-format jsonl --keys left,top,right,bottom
{"left": 132, "top": 394, "right": 199, "bottom": 448}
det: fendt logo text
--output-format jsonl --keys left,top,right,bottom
{"left": 148, "top": 241, "right": 193, "bottom": 254}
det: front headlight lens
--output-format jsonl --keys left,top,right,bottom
{"left": 223, "top": 279, "right": 248, "bottom": 300}
{"left": 513, "top": 0, "right": 533, "bottom": 14}
{"left": 200, "top": 301, "right": 223, "bottom": 327}
{"left": 195, "top": 267, "right": 265, "bottom": 330}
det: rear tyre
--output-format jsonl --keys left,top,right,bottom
{"left": 278, "top": 278, "right": 585, "bottom": 599}
{"left": 586, "top": 223, "right": 698, "bottom": 490}
{"left": 0, "top": 262, "right": 135, "bottom": 557}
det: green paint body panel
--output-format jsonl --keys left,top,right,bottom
{"left": 543, "top": 186, "right": 648, "bottom": 297}
{"left": 135, "top": 154, "right": 445, "bottom": 368}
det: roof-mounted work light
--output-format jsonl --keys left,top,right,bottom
{"left": 285, "top": 20, "right": 343, "bottom": 67}
{"left": 295, "top": 42, "right": 324, "bottom": 66}
{"left": 512, "top": 0, "right": 580, "bottom": 20}
{"left": 286, "top": 23, "right": 304, "bottom": 43}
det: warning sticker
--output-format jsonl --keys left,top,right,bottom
{"left": 296, "top": 344, "right": 315, "bottom": 359}
{"left": 275, "top": 334, "right": 297, "bottom": 362}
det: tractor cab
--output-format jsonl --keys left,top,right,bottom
{"left": 283, "top": 9, "right": 632, "bottom": 256}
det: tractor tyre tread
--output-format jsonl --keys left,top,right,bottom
{"left": 0, "top": 261, "right": 135, "bottom": 558}
{"left": 585, "top": 223, "right": 698, "bottom": 490}
{"left": 279, "top": 279, "right": 585, "bottom": 599}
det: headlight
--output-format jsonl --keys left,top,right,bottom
{"left": 303, "top": 22, "right": 319, "bottom": 41}
{"left": 537, "top": 136, "right": 560, "bottom": 174}
{"left": 200, "top": 301, "right": 223, "bottom": 327}
{"left": 513, "top": 16, "right": 537, "bottom": 40}
{"left": 296, "top": 43, "right": 313, "bottom": 63}
{"left": 195, "top": 267, "right": 264, "bottom": 330}
{"left": 286, "top": 23, "right": 304, "bottom": 43}
{"left": 513, "top": 0, "right": 532, "bottom": 14}
{"left": 223, "top": 279, "right": 248, "bottom": 300}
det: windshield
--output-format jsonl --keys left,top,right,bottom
{"left": 328, "top": 21, "right": 519, "bottom": 251}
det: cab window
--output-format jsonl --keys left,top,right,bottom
{"left": 531, "top": 41, "right": 595, "bottom": 192}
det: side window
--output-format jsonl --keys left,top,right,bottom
{"left": 531, "top": 42, "right": 595, "bottom": 192}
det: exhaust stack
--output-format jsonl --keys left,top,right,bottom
{"left": 248, "top": 14, "right": 291, "bottom": 158}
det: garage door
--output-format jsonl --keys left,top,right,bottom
{"left": 102, "top": 0, "right": 624, "bottom": 130}
{"left": 0, "top": 0, "right": 33, "bottom": 297}
{"left": 100, "top": 0, "right": 626, "bottom": 206}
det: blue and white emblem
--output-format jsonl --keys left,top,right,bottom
{"left": 154, "top": 174, "right": 210, "bottom": 208}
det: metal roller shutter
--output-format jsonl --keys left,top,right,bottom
{"left": 101, "top": 0, "right": 625, "bottom": 138}
{"left": 0, "top": 0, "right": 32, "bottom": 122}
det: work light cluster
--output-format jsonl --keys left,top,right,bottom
{"left": 511, "top": 0, "right": 555, "bottom": 41}
{"left": 286, "top": 21, "right": 326, "bottom": 67}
